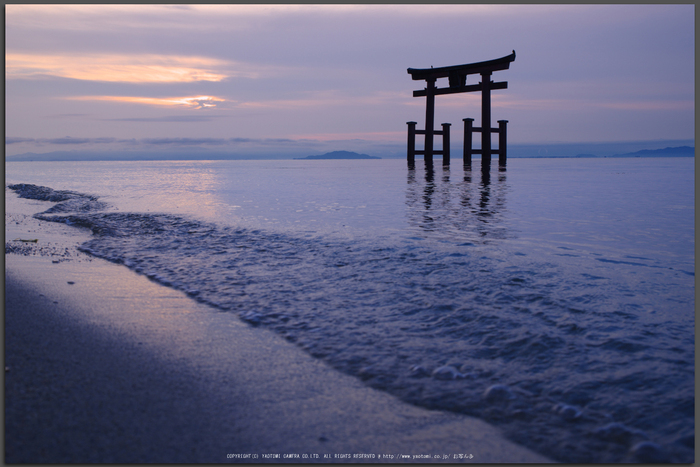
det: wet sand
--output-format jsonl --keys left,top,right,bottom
{"left": 4, "top": 191, "right": 551, "bottom": 463}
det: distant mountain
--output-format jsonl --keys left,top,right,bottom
{"left": 612, "top": 146, "right": 694, "bottom": 158}
{"left": 507, "top": 140, "right": 695, "bottom": 158}
{"left": 295, "top": 151, "right": 380, "bottom": 160}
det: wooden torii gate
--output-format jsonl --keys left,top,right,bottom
{"left": 407, "top": 51, "right": 515, "bottom": 172}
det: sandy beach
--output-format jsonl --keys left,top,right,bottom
{"left": 5, "top": 194, "right": 551, "bottom": 463}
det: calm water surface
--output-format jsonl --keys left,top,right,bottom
{"left": 6, "top": 158, "right": 695, "bottom": 463}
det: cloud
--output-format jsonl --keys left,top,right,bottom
{"left": 490, "top": 96, "right": 695, "bottom": 113}
{"left": 6, "top": 136, "right": 334, "bottom": 149}
{"left": 45, "top": 137, "right": 109, "bottom": 145}
{"left": 60, "top": 90, "right": 407, "bottom": 114}
{"left": 229, "top": 138, "right": 299, "bottom": 145}
{"left": 141, "top": 137, "right": 230, "bottom": 146}
{"left": 596, "top": 101, "right": 694, "bottom": 111}
{"left": 105, "top": 115, "right": 228, "bottom": 123}
{"left": 236, "top": 90, "right": 411, "bottom": 110}
{"left": 138, "top": 137, "right": 300, "bottom": 146}
{"left": 54, "top": 137, "right": 116, "bottom": 144}
{"left": 5, "top": 137, "right": 119, "bottom": 145}
{"left": 5, "top": 4, "right": 512, "bottom": 31}
{"left": 6, "top": 53, "right": 232, "bottom": 83}
{"left": 65, "top": 95, "right": 226, "bottom": 109}
{"left": 5, "top": 137, "right": 36, "bottom": 144}
{"left": 293, "top": 131, "right": 405, "bottom": 142}
{"left": 44, "top": 113, "right": 92, "bottom": 119}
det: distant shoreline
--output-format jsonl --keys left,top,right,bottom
{"left": 5, "top": 145, "right": 694, "bottom": 162}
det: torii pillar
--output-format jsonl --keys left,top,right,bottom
{"left": 481, "top": 71, "right": 492, "bottom": 168}
{"left": 407, "top": 51, "right": 515, "bottom": 173}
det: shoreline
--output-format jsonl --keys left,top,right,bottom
{"left": 5, "top": 253, "right": 551, "bottom": 463}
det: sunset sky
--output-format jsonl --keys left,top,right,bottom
{"left": 5, "top": 4, "right": 695, "bottom": 159}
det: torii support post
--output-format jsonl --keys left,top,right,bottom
{"left": 480, "top": 72, "right": 492, "bottom": 172}
{"left": 424, "top": 78, "right": 436, "bottom": 167}
{"left": 407, "top": 121, "right": 416, "bottom": 169}
{"left": 441, "top": 122, "right": 451, "bottom": 167}
{"left": 463, "top": 118, "right": 473, "bottom": 169}
{"left": 498, "top": 120, "right": 508, "bottom": 168}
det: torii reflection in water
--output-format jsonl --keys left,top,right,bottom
{"left": 405, "top": 167, "right": 509, "bottom": 243}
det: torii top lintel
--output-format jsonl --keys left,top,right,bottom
{"left": 408, "top": 51, "right": 515, "bottom": 97}
{"left": 408, "top": 50, "right": 515, "bottom": 81}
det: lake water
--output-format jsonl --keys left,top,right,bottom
{"left": 5, "top": 157, "right": 695, "bottom": 463}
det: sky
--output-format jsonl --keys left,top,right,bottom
{"left": 5, "top": 4, "right": 695, "bottom": 159}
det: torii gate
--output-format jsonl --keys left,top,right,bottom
{"left": 406, "top": 51, "right": 515, "bottom": 172}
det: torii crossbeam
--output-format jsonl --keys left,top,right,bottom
{"left": 407, "top": 51, "right": 515, "bottom": 171}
